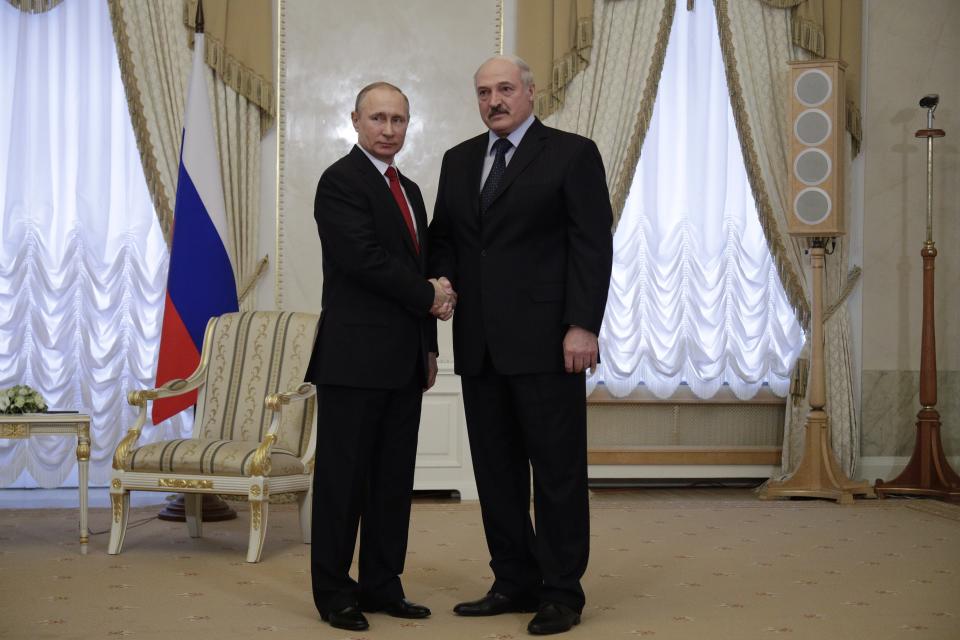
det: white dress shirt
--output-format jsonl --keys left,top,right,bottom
{"left": 480, "top": 113, "right": 536, "bottom": 188}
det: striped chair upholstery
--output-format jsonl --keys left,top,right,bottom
{"left": 121, "top": 312, "right": 317, "bottom": 476}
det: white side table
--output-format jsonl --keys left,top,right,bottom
{"left": 0, "top": 413, "right": 91, "bottom": 553}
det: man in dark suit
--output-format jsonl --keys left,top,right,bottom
{"left": 308, "top": 82, "right": 455, "bottom": 632}
{"left": 428, "top": 56, "right": 613, "bottom": 635}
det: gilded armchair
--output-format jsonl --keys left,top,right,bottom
{"left": 108, "top": 311, "right": 320, "bottom": 562}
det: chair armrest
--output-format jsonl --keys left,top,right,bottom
{"left": 251, "top": 383, "right": 317, "bottom": 477}
{"left": 264, "top": 382, "right": 316, "bottom": 413}
{"left": 114, "top": 370, "right": 208, "bottom": 470}
{"left": 126, "top": 373, "right": 206, "bottom": 408}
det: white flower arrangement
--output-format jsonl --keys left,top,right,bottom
{"left": 0, "top": 384, "right": 48, "bottom": 415}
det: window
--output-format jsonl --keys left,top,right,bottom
{"left": 587, "top": 2, "right": 804, "bottom": 401}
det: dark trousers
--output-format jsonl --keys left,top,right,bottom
{"left": 310, "top": 373, "right": 423, "bottom": 615}
{"left": 460, "top": 359, "right": 590, "bottom": 612}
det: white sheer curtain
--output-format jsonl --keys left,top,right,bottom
{"left": 0, "top": 0, "right": 192, "bottom": 488}
{"left": 587, "top": 1, "right": 804, "bottom": 400}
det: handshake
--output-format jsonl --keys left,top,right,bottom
{"left": 429, "top": 277, "right": 457, "bottom": 321}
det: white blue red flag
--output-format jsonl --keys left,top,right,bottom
{"left": 152, "top": 31, "right": 238, "bottom": 425}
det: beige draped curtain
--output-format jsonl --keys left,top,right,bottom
{"left": 539, "top": 0, "right": 675, "bottom": 229}
{"left": 717, "top": 0, "right": 860, "bottom": 477}
{"left": 108, "top": 0, "right": 268, "bottom": 308}
{"left": 760, "top": 0, "right": 863, "bottom": 155}
{"left": 516, "top": 0, "right": 595, "bottom": 121}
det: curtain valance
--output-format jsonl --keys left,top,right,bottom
{"left": 184, "top": 0, "right": 274, "bottom": 117}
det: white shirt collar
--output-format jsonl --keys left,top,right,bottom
{"left": 357, "top": 144, "right": 396, "bottom": 177}
{"left": 486, "top": 113, "right": 536, "bottom": 155}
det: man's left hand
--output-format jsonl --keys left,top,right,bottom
{"left": 563, "top": 326, "right": 598, "bottom": 374}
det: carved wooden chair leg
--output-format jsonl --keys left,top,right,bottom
{"left": 107, "top": 486, "right": 130, "bottom": 555}
{"left": 246, "top": 494, "right": 269, "bottom": 563}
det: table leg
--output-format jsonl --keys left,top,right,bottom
{"left": 76, "top": 426, "right": 90, "bottom": 554}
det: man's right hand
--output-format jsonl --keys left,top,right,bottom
{"left": 429, "top": 277, "right": 457, "bottom": 320}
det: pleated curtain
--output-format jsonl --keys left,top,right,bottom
{"left": 585, "top": 1, "right": 804, "bottom": 401}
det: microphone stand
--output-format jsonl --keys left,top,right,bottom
{"left": 875, "top": 96, "right": 960, "bottom": 500}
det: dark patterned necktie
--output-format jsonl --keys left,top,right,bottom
{"left": 480, "top": 137, "right": 512, "bottom": 213}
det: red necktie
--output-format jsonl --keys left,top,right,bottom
{"left": 385, "top": 166, "right": 419, "bottom": 254}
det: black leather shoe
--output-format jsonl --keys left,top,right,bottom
{"left": 321, "top": 605, "right": 370, "bottom": 631}
{"left": 363, "top": 598, "right": 431, "bottom": 619}
{"left": 527, "top": 603, "right": 580, "bottom": 635}
{"left": 453, "top": 591, "right": 539, "bottom": 616}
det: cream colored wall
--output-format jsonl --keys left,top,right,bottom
{"left": 277, "top": 0, "right": 500, "bottom": 327}
{"left": 860, "top": 0, "right": 959, "bottom": 461}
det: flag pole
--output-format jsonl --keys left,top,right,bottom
{"left": 157, "top": 0, "right": 236, "bottom": 523}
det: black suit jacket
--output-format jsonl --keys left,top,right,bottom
{"left": 429, "top": 118, "right": 613, "bottom": 376}
{"left": 309, "top": 145, "right": 437, "bottom": 389}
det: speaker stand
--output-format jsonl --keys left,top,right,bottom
{"left": 760, "top": 241, "right": 874, "bottom": 503}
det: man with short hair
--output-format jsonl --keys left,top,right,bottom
{"left": 308, "top": 81, "right": 455, "bottom": 632}
{"left": 429, "top": 56, "right": 613, "bottom": 635}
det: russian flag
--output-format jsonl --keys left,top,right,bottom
{"left": 152, "top": 31, "right": 238, "bottom": 425}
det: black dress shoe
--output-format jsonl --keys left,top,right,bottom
{"left": 363, "top": 598, "right": 431, "bottom": 619}
{"left": 527, "top": 603, "right": 580, "bottom": 635}
{"left": 321, "top": 605, "right": 369, "bottom": 631}
{"left": 453, "top": 591, "right": 539, "bottom": 616}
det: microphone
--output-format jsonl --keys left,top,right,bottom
{"left": 919, "top": 94, "right": 939, "bottom": 109}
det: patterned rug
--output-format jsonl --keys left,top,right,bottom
{"left": 1, "top": 489, "right": 958, "bottom": 639}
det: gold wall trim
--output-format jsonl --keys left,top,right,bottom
{"left": 496, "top": 0, "right": 504, "bottom": 54}
{"left": 274, "top": 0, "right": 285, "bottom": 309}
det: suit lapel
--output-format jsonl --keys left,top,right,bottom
{"left": 487, "top": 118, "right": 547, "bottom": 210}
{"left": 467, "top": 135, "right": 487, "bottom": 218}
{"left": 349, "top": 146, "right": 420, "bottom": 260}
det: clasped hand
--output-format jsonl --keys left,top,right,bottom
{"left": 429, "top": 277, "right": 457, "bottom": 320}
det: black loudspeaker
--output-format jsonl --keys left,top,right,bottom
{"left": 787, "top": 60, "right": 846, "bottom": 237}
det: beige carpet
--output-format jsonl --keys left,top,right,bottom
{"left": 2, "top": 489, "right": 959, "bottom": 639}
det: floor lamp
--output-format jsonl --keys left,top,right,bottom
{"left": 875, "top": 94, "right": 960, "bottom": 500}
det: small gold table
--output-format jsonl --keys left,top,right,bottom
{"left": 0, "top": 413, "right": 91, "bottom": 553}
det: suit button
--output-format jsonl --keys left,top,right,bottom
{"left": 481, "top": 249, "right": 487, "bottom": 257}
